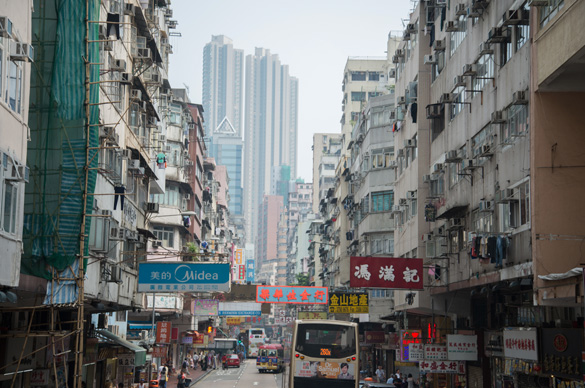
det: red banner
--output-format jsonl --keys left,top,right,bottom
{"left": 156, "top": 322, "right": 172, "bottom": 344}
{"left": 350, "top": 256, "right": 424, "bottom": 289}
{"left": 152, "top": 346, "right": 167, "bottom": 358}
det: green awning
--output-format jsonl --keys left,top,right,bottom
{"left": 97, "top": 329, "right": 146, "bottom": 366}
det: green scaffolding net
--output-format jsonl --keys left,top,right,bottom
{"left": 23, "top": 0, "right": 100, "bottom": 292}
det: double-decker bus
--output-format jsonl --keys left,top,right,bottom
{"left": 248, "top": 327, "right": 267, "bottom": 358}
{"left": 284, "top": 319, "right": 358, "bottom": 388}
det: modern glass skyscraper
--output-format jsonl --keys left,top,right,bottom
{"left": 244, "top": 48, "right": 299, "bottom": 243}
{"left": 202, "top": 35, "right": 244, "bottom": 219}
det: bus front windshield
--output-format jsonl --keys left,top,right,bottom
{"left": 295, "top": 323, "right": 356, "bottom": 359}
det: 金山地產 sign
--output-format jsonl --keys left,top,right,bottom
{"left": 138, "top": 262, "right": 230, "bottom": 292}
{"left": 350, "top": 257, "right": 424, "bottom": 290}
{"left": 329, "top": 292, "right": 368, "bottom": 313}
{"left": 256, "top": 285, "right": 328, "bottom": 304}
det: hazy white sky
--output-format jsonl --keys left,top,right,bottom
{"left": 168, "top": 0, "right": 414, "bottom": 182}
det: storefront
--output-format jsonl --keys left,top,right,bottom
{"left": 96, "top": 329, "right": 147, "bottom": 386}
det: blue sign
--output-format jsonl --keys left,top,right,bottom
{"left": 138, "top": 262, "right": 231, "bottom": 292}
{"left": 219, "top": 310, "right": 261, "bottom": 316}
{"left": 246, "top": 259, "right": 255, "bottom": 283}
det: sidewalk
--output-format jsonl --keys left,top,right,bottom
{"left": 166, "top": 366, "right": 211, "bottom": 387}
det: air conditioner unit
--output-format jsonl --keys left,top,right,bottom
{"left": 392, "top": 205, "right": 403, "bottom": 213}
{"left": 158, "top": 135, "right": 166, "bottom": 142}
{"left": 10, "top": 42, "right": 34, "bottom": 62}
{"left": 478, "top": 200, "right": 494, "bottom": 212}
{"left": 434, "top": 226, "right": 446, "bottom": 236}
{"left": 388, "top": 68, "right": 396, "bottom": 78}
{"left": 146, "top": 202, "right": 160, "bottom": 213}
{"left": 110, "top": 227, "right": 124, "bottom": 240}
{"left": 99, "top": 126, "right": 115, "bottom": 139}
{"left": 445, "top": 21, "right": 459, "bottom": 32}
{"left": 124, "top": 3, "right": 135, "bottom": 15}
{"left": 445, "top": 150, "right": 460, "bottom": 163}
{"left": 424, "top": 54, "right": 437, "bottom": 65}
{"left": 426, "top": 104, "right": 442, "bottom": 118}
{"left": 397, "top": 149, "right": 404, "bottom": 158}
{"left": 491, "top": 110, "right": 508, "bottom": 123}
{"left": 120, "top": 72, "right": 132, "bottom": 84}
{"left": 464, "top": 159, "right": 479, "bottom": 170}
{"left": 98, "top": 24, "right": 107, "bottom": 39}
{"left": 406, "top": 23, "right": 417, "bottom": 33}
{"left": 422, "top": 175, "right": 432, "bottom": 183}
{"left": 433, "top": 163, "right": 444, "bottom": 173}
{"left": 512, "top": 90, "right": 529, "bottom": 105}
{"left": 456, "top": 3, "right": 467, "bottom": 15}
{"left": 436, "top": 0, "right": 447, "bottom": 6}
{"left": 112, "top": 59, "right": 126, "bottom": 72}
{"left": 440, "top": 93, "right": 454, "bottom": 104}
{"left": 399, "top": 198, "right": 407, "bottom": 206}
{"left": 136, "top": 48, "right": 151, "bottom": 59}
{"left": 128, "top": 159, "right": 140, "bottom": 170}
{"left": 397, "top": 96, "right": 407, "bottom": 105}
{"left": 433, "top": 39, "right": 446, "bottom": 51}
{"left": 395, "top": 49, "right": 405, "bottom": 57}
{"left": 423, "top": 233, "right": 433, "bottom": 241}
{"left": 527, "top": 0, "right": 550, "bottom": 6}
{"left": 454, "top": 75, "right": 466, "bottom": 87}
{"left": 403, "top": 31, "right": 411, "bottom": 41}
{"left": 164, "top": 9, "right": 173, "bottom": 17}
{"left": 448, "top": 218, "right": 464, "bottom": 229}
{"left": 152, "top": 240, "right": 162, "bottom": 248}
{"left": 407, "top": 191, "right": 417, "bottom": 200}
{"left": 404, "top": 139, "right": 417, "bottom": 148}
{"left": 131, "top": 89, "right": 142, "bottom": 100}
{"left": 480, "top": 144, "right": 494, "bottom": 156}
{"left": 101, "top": 209, "right": 113, "bottom": 217}
{"left": 0, "top": 16, "right": 14, "bottom": 38}
{"left": 392, "top": 55, "right": 401, "bottom": 64}
{"left": 478, "top": 42, "right": 493, "bottom": 56}
{"left": 389, "top": 111, "right": 396, "bottom": 120}
{"left": 463, "top": 64, "right": 478, "bottom": 76}
{"left": 488, "top": 27, "right": 511, "bottom": 43}
{"left": 165, "top": 145, "right": 172, "bottom": 152}
{"left": 121, "top": 149, "right": 132, "bottom": 159}
{"left": 388, "top": 160, "right": 397, "bottom": 168}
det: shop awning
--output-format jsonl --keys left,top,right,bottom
{"left": 97, "top": 329, "right": 146, "bottom": 366}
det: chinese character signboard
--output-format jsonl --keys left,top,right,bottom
{"left": 541, "top": 328, "right": 582, "bottom": 378}
{"left": 419, "top": 361, "right": 465, "bottom": 374}
{"left": 503, "top": 328, "right": 538, "bottom": 361}
{"left": 298, "top": 312, "right": 328, "bottom": 320}
{"left": 30, "top": 369, "right": 49, "bottom": 386}
{"left": 235, "top": 249, "right": 243, "bottom": 265}
{"left": 226, "top": 317, "right": 242, "bottom": 325}
{"left": 138, "top": 263, "right": 230, "bottom": 292}
{"left": 350, "top": 257, "right": 424, "bottom": 290}
{"left": 156, "top": 322, "right": 172, "bottom": 344}
{"left": 218, "top": 302, "right": 262, "bottom": 316}
{"left": 329, "top": 292, "right": 368, "bottom": 313}
{"left": 401, "top": 330, "right": 422, "bottom": 362}
{"left": 365, "top": 331, "right": 385, "bottom": 344}
{"left": 447, "top": 334, "right": 478, "bottom": 361}
{"left": 425, "top": 344, "right": 448, "bottom": 361}
{"left": 409, "top": 343, "right": 424, "bottom": 361}
{"left": 192, "top": 299, "right": 219, "bottom": 316}
{"left": 246, "top": 260, "right": 255, "bottom": 282}
{"left": 152, "top": 346, "right": 167, "bottom": 358}
{"left": 256, "top": 285, "right": 328, "bottom": 304}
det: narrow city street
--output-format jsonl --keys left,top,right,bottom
{"left": 193, "top": 359, "right": 283, "bottom": 388}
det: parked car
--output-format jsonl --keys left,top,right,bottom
{"left": 363, "top": 383, "right": 395, "bottom": 388}
{"left": 227, "top": 353, "right": 241, "bottom": 368}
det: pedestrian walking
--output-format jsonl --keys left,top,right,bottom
{"left": 158, "top": 364, "right": 169, "bottom": 388}
{"left": 375, "top": 366, "right": 386, "bottom": 383}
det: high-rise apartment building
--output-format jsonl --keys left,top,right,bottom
{"left": 202, "top": 35, "right": 245, "bottom": 240}
{"left": 255, "top": 195, "right": 283, "bottom": 284}
{"left": 244, "top": 48, "right": 298, "bottom": 243}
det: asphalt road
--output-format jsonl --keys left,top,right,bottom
{"left": 194, "top": 359, "right": 283, "bottom": 388}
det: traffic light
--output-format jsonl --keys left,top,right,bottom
{"left": 207, "top": 325, "right": 212, "bottom": 333}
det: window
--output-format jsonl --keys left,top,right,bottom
{"left": 499, "top": 180, "right": 530, "bottom": 231}
{"left": 501, "top": 104, "right": 529, "bottom": 143}
{"left": 430, "top": 176, "right": 444, "bottom": 198}
{"left": 432, "top": 50, "right": 446, "bottom": 82}
{"left": 351, "top": 71, "right": 366, "bottom": 81}
{"left": 430, "top": 105, "right": 446, "bottom": 141}
{"left": 351, "top": 111, "right": 360, "bottom": 122}
{"left": 500, "top": 40, "right": 513, "bottom": 67}
{"left": 368, "top": 91, "right": 383, "bottom": 99}
{"left": 351, "top": 92, "right": 366, "bottom": 102}
{"left": 448, "top": 149, "right": 467, "bottom": 188}
{"left": 368, "top": 72, "right": 380, "bottom": 81}
{"left": 450, "top": 86, "right": 465, "bottom": 120}
{"left": 2, "top": 179, "right": 19, "bottom": 234}
{"left": 471, "top": 124, "right": 495, "bottom": 158}
{"left": 370, "top": 289, "right": 392, "bottom": 298}
{"left": 153, "top": 226, "right": 175, "bottom": 248}
{"left": 361, "top": 194, "right": 370, "bottom": 214}
{"left": 6, "top": 59, "right": 23, "bottom": 114}
{"left": 0, "top": 40, "right": 4, "bottom": 95}
{"left": 516, "top": 7, "right": 530, "bottom": 51}
{"left": 151, "top": 185, "right": 180, "bottom": 207}
{"left": 169, "top": 103, "right": 182, "bottom": 125}
{"left": 471, "top": 54, "right": 495, "bottom": 97}
{"left": 450, "top": 16, "right": 467, "bottom": 56}
{"left": 472, "top": 209, "right": 494, "bottom": 233}
{"left": 371, "top": 191, "right": 393, "bottom": 212}
{"left": 540, "top": 0, "right": 564, "bottom": 27}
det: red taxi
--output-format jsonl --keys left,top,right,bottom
{"left": 226, "top": 354, "right": 241, "bottom": 368}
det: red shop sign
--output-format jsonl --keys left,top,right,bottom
{"left": 350, "top": 256, "right": 424, "bottom": 289}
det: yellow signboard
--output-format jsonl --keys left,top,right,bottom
{"left": 226, "top": 317, "right": 242, "bottom": 325}
{"left": 298, "top": 312, "right": 328, "bottom": 320}
{"left": 329, "top": 292, "right": 369, "bottom": 313}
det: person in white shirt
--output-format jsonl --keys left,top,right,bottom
{"left": 375, "top": 366, "right": 385, "bottom": 383}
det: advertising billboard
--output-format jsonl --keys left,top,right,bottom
{"left": 138, "top": 262, "right": 230, "bottom": 292}
{"left": 349, "top": 256, "right": 424, "bottom": 290}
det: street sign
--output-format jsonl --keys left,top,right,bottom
{"left": 138, "top": 262, "right": 230, "bottom": 292}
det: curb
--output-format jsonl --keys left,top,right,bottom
{"left": 187, "top": 369, "right": 213, "bottom": 387}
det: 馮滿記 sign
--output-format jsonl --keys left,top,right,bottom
{"left": 138, "top": 262, "right": 230, "bottom": 292}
